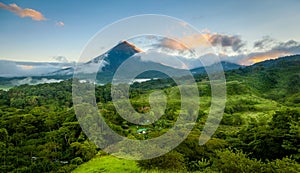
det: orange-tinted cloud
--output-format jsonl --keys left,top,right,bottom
{"left": 239, "top": 51, "right": 290, "bottom": 65}
{"left": 17, "top": 65, "right": 34, "bottom": 70}
{"left": 160, "top": 34, "right": 210, "bottom": 51}
{"left": 160, "top": 33, "right": 244, "bottom": 53}
{"left": 239, "top": 39, "right": 300, "bottom": 65}
{"left": 161, "top": 38, "right": 189, "bottom": 51}
{"left": 0, "top": 2, "right": 46, "bottom": 21}
{"left": 180, "top": 34, "right": 211, "bottom": 48}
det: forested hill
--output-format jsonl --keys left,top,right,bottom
{"left": 225, "top": 54, "right": 300, "bottom": 103}
{"left": 250, "top": 54, "right": 300, "bottom": 69}
{"left": 0, "top": 55, "right": 299, "bottom": 172}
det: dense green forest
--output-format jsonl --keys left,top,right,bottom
{"left": 0, "top": 55, "right": 300, "bottom": 172}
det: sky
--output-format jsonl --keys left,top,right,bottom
{"left": 1, "top": 0, "right": 300, "bottom": 65}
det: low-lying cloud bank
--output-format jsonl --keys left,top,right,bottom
{"left": 0, "top": 60, "right": 74, "bottom": 77}
{"left": 11, "top": 77, "right": 63, "bottom": 86}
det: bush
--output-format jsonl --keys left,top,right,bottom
{"left": 264, "top": 157, "right": 300, "bottom": 173}
{"left": 71, "top": 157, "right": 83, "bottom": 165}
{"left": 226, "top": 81, "right": 251, "bottom": 95}
{"left": 137, "top": 151, "right": 186, "bottom": 171}
{"left": 211, "top": 149, "right": 300, "bottom": 173}
{"left": 212, "top": 149, "right": 264, "bottom": 173}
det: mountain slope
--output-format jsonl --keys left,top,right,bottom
{"left": 49, "top": 41, "right": 142, "bottom": 76}
{"left": 250, "top": 54, "right": 300, "bottom": 69}
{"left": 50, "top": 41, "right": 243, "bottom": 83}
{"left": 191, "top": 61, "right": 242, "bottom": 74}
{"left": 226, "top": 54, "right": 300, "bottom": 103}
{"left": 52, "top": 41, "right": 193, "bottom": 83}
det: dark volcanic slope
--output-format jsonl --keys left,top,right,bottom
{"left": 89, "top": 41, "right": 142, "bottom": 73}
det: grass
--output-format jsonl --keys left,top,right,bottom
{"left": 72, "top": 155, "right": 141, "bottom": 173}
{"left": 72, "top": 155, "right": 200, "bottom": 173}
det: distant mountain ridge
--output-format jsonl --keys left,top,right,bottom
{"left": 51, "top": 41, "right": 189, "bottom": 83}
{"left": 0, "top": 39, "right": 299, "bottom": 87}
{"left": 50, "top": 41, "right": 243, "bottom": 82}
{"left": 191, "top": 61, "right": 242, "bottom": 74}
{"left": 249, "top": 54, "right": 300, "bottom": 69}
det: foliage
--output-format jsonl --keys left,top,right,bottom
{"left": 0, "top": 80, "right": 97, "bottom": 172}
{"left": 137, "top": 151, "right": 186, "bottom": 171}
{"left": 1, "top": 55, "right": 300, "bottom": 172}
{"left": 211, "top": 149, "right": 300, "bottom": 173}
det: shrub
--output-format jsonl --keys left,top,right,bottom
{"left": 212, "top": 149, "right": 264, "bottom": 173}
{"left": 71, "top": 157, "right": 83, "bottom": 165}
{"left": 137, "top": 151, "right": 186, "bottom": 171}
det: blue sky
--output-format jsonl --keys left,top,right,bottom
{"left": 1, "top": 0, "right": 300, "bottom": 63}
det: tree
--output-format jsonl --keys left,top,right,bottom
{"left": 0, "top": 128, "right": 8, "bottom": 172}
{"left": 70, "top": 141, "right": 97, "bottom": 162}
{"left": 238, "top": 109, "right": 300, "bottom": 161}
{"left": 287, "top": 74, "right": 300, "bottom": 94}
{"left": 260, "top": 70, "right": 279, "bottom": 91}
{"left": 212, "top": 149, "right": 264, "bottom": 173}
{"left": 137, "top": 151, "right": 186, "bottom": 171}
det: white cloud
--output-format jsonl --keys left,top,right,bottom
{"left": 52, "top": 56, "right": 68, "bottom": 63}
{"left": 11, "top": 77, "right": 63, "bottom": 86}
{"left": 0, "top": 60, "right": 74, "bottom": 77}
{"left": 56, "top": 21, "right": 64, "bottom": 26}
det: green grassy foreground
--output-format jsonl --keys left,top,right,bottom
{"left": 73, "top": 155, "right": 205, "bottom": 173}
{"left": 73, "top": 155, "right": 140, "bottom": 173}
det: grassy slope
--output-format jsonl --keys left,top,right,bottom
{"left": 73, "top": 155, "right": 184, "bottom": 173}
{"left": 73, "top": 155, "right": 140, "bottom": 173}
{"left": 72, "top": 155, "right": 205, "bottom": 173}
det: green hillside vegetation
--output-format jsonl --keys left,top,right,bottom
{"left": 0, "top": 55, "right": 300, "bottom": 172}
{"left": 73, "top": 155, "right": 141, "bottom": 173}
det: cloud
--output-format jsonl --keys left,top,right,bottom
{"left": 160, "top": 38, "right": 190, "bottom": 51}
{"left": 0, "top": 60, "right": 74, "bottom": 77}
{"left": 131, "top": 34, "right": 300, "bottom": 66}
{"left": 136, "top": 51, "right": 189, "bottom": 69}
{"left": 232, "top": 39, "right": 300, "bottom": 65}
{"left": 253, "top": 36, "right": 300, "bottom": 53}
{"left": 135, "top": 36, "right": 196, "bottom": 58}
{"left": 52, "top": 56, "right": 69, "bottom": 63}
{"left": 160, "top": 34, "right": 210, "bottom": 51}
{"left": 238, "top": 51, "right": 289, "bottom": 65}
{"left": 0, "top": 2, "right": 46, "bottom": 21}
{"left": 253, "top": 36, "right": 277, "bottom": 50}
{"left": 11, "top": 77, "right": 63, "bottom": 86}
{"left": 272, "top": 40, "right": 300, "bottom": 53}
{"left": 56, "top": 21, "right": 64, "bottom": 26}
{"left": 18, "top": 65, "right": 34, "bottom": 70}
{"left": 208, "top": 34, "right": 245, "bottom": 52}
{"left": 0, "top": 60, "right": 22, "bottom": 77}
{"left": 158, "top": 33, "right": 245, "bottom": 54}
